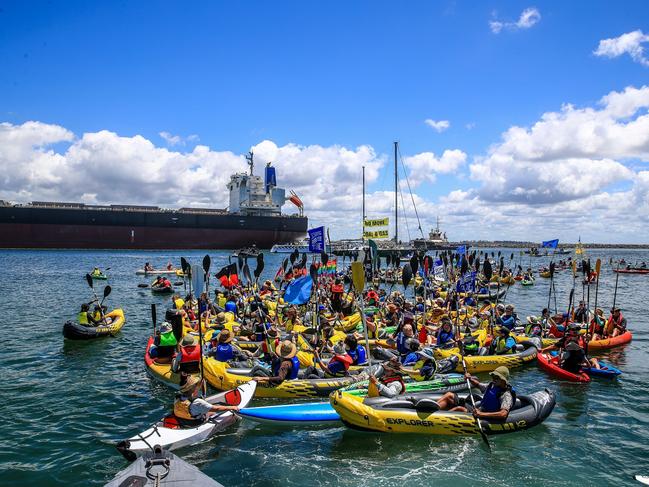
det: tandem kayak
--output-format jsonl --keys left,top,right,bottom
{"left": 521, "top": 279, "right": 534, "bottom": 286}
{"left": 548, "top": 351, "right": 622, "bottom": 379}
{"left": 239, "top": 375, "right": 469, "bottom": 426}
{"left": 151, "top": 285, "right": 174, "bottom": 294}
{"left": 116, "top": 381, "right": 256, "bottom": 461}
{"left": 62, "top": 309, "right": 125, "bottom": 340}
{"left": 537, "top": 352, "right": 590, "bottom": 383}
{"left": 434, "top": 338, "right": 541, "bottom": 374}
{"left": 586, "top": 331, "right": 633, "bottom": 351}
{"left": 330, "top": 388, "right": 556, "bottom": 435}
{"left": 107, "top": 446, "right": 224, "bottom": 486}
{"left": 144, "top": 336, "right": 198, "bottom": 390}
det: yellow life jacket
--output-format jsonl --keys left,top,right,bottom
{"left": 174, "top": 298, "right": 185, "bottom": 310}
{"left": 173, "top": 398, "right": 194, "bottom": 420}
{"left": 218, "top": 296, "right": 226, "bottom": 308}
{"left": 92, "top": 310, "right": 102, "bottom": 322}
{"left": 78, "top": 312, "right": 89, "bottom": 325}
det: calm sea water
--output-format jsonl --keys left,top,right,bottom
{"left": 1, "top": 248, "right": 648, "bottom": 486}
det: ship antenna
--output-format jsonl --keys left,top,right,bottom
{"left": 246, "top": 151, "right": 254, "bottom": 176}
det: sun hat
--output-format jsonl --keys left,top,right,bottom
{"left": 182, "top": 334, "right": 196, "bottom": 346}
{"left": 276, "top": 340, "right": 297, "bottom": 359}
{"left": 489, "top": 366, "right": 510, "bottom": 385}
{"left": 180, "top": 375, "right": 201, "bottom": 394}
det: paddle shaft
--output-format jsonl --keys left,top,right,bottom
{"left": 612, "top": 262, "right": 621, "bottom": 311}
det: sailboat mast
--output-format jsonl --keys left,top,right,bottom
{"left": 362, "top": 165, "right": 366, "bottom": 241}
{"left": 394, "top": 141, "right": 398, "bottom": 243}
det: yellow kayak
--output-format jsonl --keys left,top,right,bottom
{"left": 63, "top": 309, "right": 126, "bottom": 340}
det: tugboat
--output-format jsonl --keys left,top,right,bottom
{"left": 411, "top": 217, "right": 454, "bottom": 251}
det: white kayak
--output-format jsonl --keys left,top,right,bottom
{"left": 637, "top": 475, "right": 649, "bottom": 485}
{"left": 116, "top": 381, "right": 256, "bottom": 461}
{"left": 106, "top": 445, "right": 223, "bottom": 486}
{"left": 135, "top": 269, "right": 181, "bottom": 275}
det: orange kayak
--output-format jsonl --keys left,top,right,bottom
{"left": 587, "top": 331, "right": 633, "bottom": 351}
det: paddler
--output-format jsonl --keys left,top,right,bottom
{"left": 78, "top": 303, "right": 93, "bottom": 326}
{"left": 400, "top": 347, "right": 437, "bottom": 380}
{"left": 436, "top": 318, "right": 456, "bottom": 348}
{"left": 173, "top": 376, "right": 239, "bottom": 423}
{"left": 436, "top": 366, "right": 515, "bottom": 421}
{"left": 252, "top": 340, "right": 301, "bottom": 385}
{"left": 172, "top": 334, "right": 202, "bottom": 374}
{"left": 144, "top": 262, "right": 153, "bottom": 272}
{"left": 307, "top": 343, "right": 353, "bottom": 378}
{"left": 606, "top": 307, "right": 627, "bottom": 337}
{"left": 368, "top": 357, "right": 406, "bottom": 398}
{"left": 344, "top": 334, "right": 367, "bottom": 366}
{"left": 589, "top": 308, "right": 606, "bottom": 341}
{"left": 496, "top": 304, "right": 516, "bottom": 331}
{"left": 206, "top": 329, "right": 252, "bottom": 366}
{"left": 489, "top": 327, "right": 517, "bottom": 355}
{"left": 573, "top": 301, "right": 588, "bottom": 324}
{"left": 91, "top": 267, "right": 102, "bottom": 277}
{"left": 560, "top": 341, "right": 600, "bottom": 373}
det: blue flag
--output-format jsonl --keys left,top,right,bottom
{"left": 456, "top": 245, "right": 466, "bottom": 255}
{"left": 541, "top": 239, "right": 559, "bottom": 249}
{"left": 284, "top": 275, "right": 313, "bottom": 305}
{"left": 456, "top": 271, "right": 477, "bottom": 293}
{"left": 308, "top": 226, "right": 325, "bottom": 253}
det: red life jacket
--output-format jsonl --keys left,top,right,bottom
{"left": 179, "top": 345, "right": 201, "bottom": 373}
{"left": 382, "top": 375, "right": 406, "bottom": 394}
{"left": 331, "top": 284, "right": 344, "bottom": 294}
{"left": 329, "top": 354, "right": 353, "bottom": 370}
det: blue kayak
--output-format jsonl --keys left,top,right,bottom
{"left": 239, "top": 402, "right": 340, "bottom": 425}
{"left": 549, "top": 351, "right": 622, "bottom": 379}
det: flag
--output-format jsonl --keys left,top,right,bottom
{"left": 541, "top": 239, "right": 559, "bottom": 249}
{"left": 308, "top": 226, "right": 325, "bottom": 252}
{"left": 284, "top": 275, "right": 313, "bottom": 305}
{"left": 434, "top": 259, "right": 445, "bottom": 280}
{"left": 368, "top": 239, "right": 378, "bottom": 269}
{"left": 456, "top": 271, "right": 477, "bottom": 293}
{"left": 216, "top": 263, "right": 238, "bottom": 289}
{"left": 456, "top": 245, "right": 466, "bottom": 255}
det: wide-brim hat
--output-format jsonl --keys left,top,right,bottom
{"left": 382, "top": 357, "right": 404, "bottom": 375}
{"left": 218, "top": 329, "right": 233, "bottom": 343}
{"left": 489, "top": 366, "right": 510, "bottom": 385}
{"left": 565, "top": 341, "right": 581, "bottom": 352}
{"left": 180, "top": 375, "right": 201, "bottom": 393}
{"left": 276, "top": 340, "right": 297, "bottom": 359}
{"left": 182, "top": 334, "right": 196, "bottom": 346}
{"left": 266, "top": 327, "right": 280, "bottom": 338}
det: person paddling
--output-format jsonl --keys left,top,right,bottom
{"left": 252, "top": 340, "right": 300, "bottom": 385}
{"left": 606, "top": 307, "right": 627, "bottom": 337}
{"left": 368, "top": 357, "right": 406, "bottom": 398}
{"left": 173, "top": 376, "right": 238, "bottom": 424}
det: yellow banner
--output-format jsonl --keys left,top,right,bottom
{"left": 363, "top": 229, "right": 389, "bottom": 239}
{"left": 364, "top": 217, "right": 389, "bottom": 228}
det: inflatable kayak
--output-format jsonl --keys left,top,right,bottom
{"left": 144, "top": 336, "right": 201, "bottom": 389}
{"left": 203, "top": 358, "right": 379, "bottom": 399}
{"left": 586, "top": 331, "right": 633, "bottom": 351}
{"left": 90, "top": 273, "right": 108, "bottom": 280}
{"left": 151, "top": 285, "right": 174, "bottom": 294}
{"left": 435, "top": 337, "right": 540, "bottom": 373}
{"left": 521, "top": 279, "right": 534, "bottom": 286}
{"left": 239, "top": 375, "right": 469, "bottom": 425}
{"left": 62, "top": 309, "right": 125, "bottom": 340}
{"left": 614, "top": 269, "right": 649, "bottom": 274}
{"left": 548, "top": 351, "right": 622, "bottom": 379}
{"left": 537, "top": 352, "right": 590, "bottom": 383}
{"left": 136, "top": 269, "right": 184, "bottom": 275}
{"left": 330, "top": 388, "right": 556, "bottom": 435}
{"left": 107, "top": 446, "right": 223, "bottom": 486}
{"left": 476, "top": 288, "right": 506, "bottom": 302}
{"left": 116, "top": 381, "right": 256, "bottom": 462}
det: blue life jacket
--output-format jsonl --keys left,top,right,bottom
{"left": 396, "top": 333, "right": 410, "bottom": 355}
{"left": 415, "top": 303, "right": 424, "bottom": 312}
{"left": 497, "top": 315, "right": 515, "bottom": 330}
{"left": 326, "top": 359, "right": 348, "bottom": 376}
{"left": 254, "top": 322, "right": 271, "bottom": 342}
{"left": 215, "top": 343, "right": 234, "bottom": 362}
{"left": 402, "top": 352, "right": 419, "bottom": 365}
{"left": 198, "top": 300, "right": 208, "bottom": 315}
{"left": 225, "top": 301, "right": 237, "bottom": 314}
{"left": 348, "top": 345, "right": 367, "bottom": 365}
{"left": 272, "top": 356, "right": 300, "bottom": 380}
{"left": 480, "top": 383, "right": 516, "bottom": 413}
{"left": 437, "top": 330, "right": 454, "bottom": 347}
{"left": 464, "top": 297, "right": 476, "bottom": 307}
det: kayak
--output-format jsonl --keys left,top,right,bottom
{"left": 539, "top": 271, "right": 551, "bottom": 278}
{"left": 435, "top": 337, "right": 541, "bottom": 373}
{"left": 136, "top": 269, "right": 184, "bottom": 275}
{"left": 116, "top": 381, "right": 256, "bottom": 461}
{"left": 636, "top": 475, "right": 649, "bottom": 485}
{"left": 521, "top": 279, "right": 534, "bottom": 286}
{"left": 239, "top": 375, "right": 469, "bottom": 425}
{"left": 62, "top": 309, "right": 125, "bottom": 340}
{"left": 537, "top": 352, "right": 590, "bottom": 383}
{"left": 548, "top": 351, "right": 622, "bottom": 379}
{"left": 151, "top": 284, "right": 174, "bottom": 294}
{"left": 203, "top": 357, "right": 380, "bottom": 399}
{"left": 476, "top": 288, "right": 506, "bottom": 302}
{"left": 144, "top": 336, "right": 200, "bottom": 389}
{"left": 107, "top": 446, "right": 224, "bottom": 486}
{"left": 614, "top": 269, "right": 649, "bottom": 274}
{"left": 90, "top": 273, "right": 108, "bottom": 280}
{"left": 586, "top": 331, "right": 633, "bottom": 351}
{"left": 330, "top": 388, "right": 556, "bottom": 435}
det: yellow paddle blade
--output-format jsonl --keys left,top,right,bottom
{"left": 367, "top": 380, "right": 379, "bottom": 398}
{"left": 571, "top": 260, "right": 577, "bottom": 277}
{"left": 351, "top": 261, "right": 365, "bottom": 292}
{"left": 595, "top": 258, "right": 601, "bottom": 276}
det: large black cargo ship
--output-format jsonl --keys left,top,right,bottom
{"left": 0, "top": 157, "right": 308, "bottom": 249}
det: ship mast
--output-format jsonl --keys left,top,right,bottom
{"left": 362, "top": 165, "right": 366, "bottom": 241}
{"left": 246, "top": 151, "right": 254, "bottom": 176}
{"left": 394, "top": 141, "right": 398, "bottom": 244}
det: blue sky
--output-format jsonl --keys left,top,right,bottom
{"left": 1, "top": 1, "right": 649, "bottom": 242}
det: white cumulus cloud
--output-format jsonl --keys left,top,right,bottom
{"left": 424, "top": 119, "right": 450, "bottom": 133}
{"left": 159, "top": 131, "right": 200, "bottom": 146}
{"left": 490, "top": 7, "right": 541, "bottom": 34}
{"left": 404, "top": 149, "right": 467, "bottom": 186}
{"left": 594, "top": 29, "right": 649, "bottom": 67}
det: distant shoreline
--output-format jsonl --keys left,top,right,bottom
{"left": 450, "top": 241, "right": 649, "bottom": 250}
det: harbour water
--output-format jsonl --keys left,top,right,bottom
{"left": 1, "top": 249, "right": 648, "bottom": 486}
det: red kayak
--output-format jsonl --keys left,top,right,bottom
{"left": 537, "top": 352, "right": 590, "bottom": 383}
{"left": 587, "top": 331, "right": 633, "bottom": 351}
{"left": 614, "top": 268, "right": 649, "bottom": 274}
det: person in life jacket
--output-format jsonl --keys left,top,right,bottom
{"left": 496, "top": 305, "right": 517, "bottom": 331}
{"left": 543, "top": 323, "right": 583, "bottom": 353}
{"left": 589, "top": 308, "right": 606, "bottom": 341}
{"left": 366, "top": 289, "right": 380, "bottom": 307}
{"left": 573, "top": 301, "right": 588, "bottom": 324}
{"left": 524, "top": 316, "right": 543, "bottom": 338}
{"left": 560, "top": 341, "right": 600, "bottom": 373}
{"left": 606, "top": 307, "right": 627, "bottom": 337}
{"left": 166, "top": 262, "right": 174, "bottom": 271}
{"left": 92, "top": 304, "right": 111, "bottom": 325}
{"left": 206, "top": 329, "right": 252, "bottom": 366}
{"left": 436, "top": 319, "right": 456, "bottom": 348}
{"left": 152, "top": 322, "right": 178, "bottom": 362}
{"left": 248, "top": 326, "right": 281, "bottom": 364}
{"left": 280, "top": 305, "right": 302, "bottom": 332}
{"left": 91, "top": 267, "right": 102, "bottom": 277}
{"left": 400, "top": 347, "right": 437, "bottom": 381}
{"left": 436, "top": 366, "right": 515, "bottom": 421}
{"left": 172, "top": 334, "right": 201, "bottom": 374}
{"left": 369, "top": 357, "right": 406, "bottom": 398}
{"left": 144, "top": 262, "right": 153, "bottom": 272}
{"left": 173, "top": 375, "right": 239, "bottom": 423}
{"left": 344, "top": 335, "right": 367, "bottom": 365}
{"left": 308, "top": 343, "right": 354, "bottom": 378}
{"left": 461, "top": 335, "right": 481, "bottom": 356}
{"left": 252, "top": 340, "right": 301, "bottom": 385}
{"left": 402, "top": 338, "right": 421, "bottom": 365}
{"left": 330, "top": 278, "right": 344, "bottom": 313}
{"left": 78, "top": 303, "right": 92, "bottom": 326}
{"left": 489, "top": 327, "right": 517, "bottom": 355}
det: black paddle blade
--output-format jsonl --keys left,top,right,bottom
{"left": 202, "top": 254, "right": 211, "bottom": 273}
{"left": 475, "top": 256, "right": 481, "bottom": 273}
{"left": 309, "top": 263, "right": 318, "bottom": 282}
{"left": 103, "top": 285, "right": 112, "bottom": 298}
{"left": 290, "top": 249, "right": 298, "bottom": 265}
{"left": 468, "top": 253, "right": 475, "bottom": 266}
{"left": 299, "top": 253, "right": 307, "bottom": 269}
{"left": 180, "top": 257, "right": 189, "bottom": 273}
{"left": 442, "top": 253, "right": 448, "bottom": 268}
{"left": 282, "top": 258, "right": 289, "bottom": 272}
{"left": 254, "top": 260, "right": 265, "bottom": 278}
{"left": 461, "top": 256, "right": 468, "bottom": 276}
{"left": 237, "top": 254, "right": 244, "bottom": 272}
{"left": 409, "top": 254, "right": 419, "bottom": 275}
{"left": 499, "top": 257, "right": 504, "bottom": 274}
{"left": 243, "top": 264, "right": 252, "bottom": 284}
{"left": 321, "top": 251, "right": 328, "bottom": 265}
{"left": 386, "top": 254, "right": 391, "bottom": 267}
{"left": 510, "top": 252, "right": 514, "bottom": 261}
{"left": 402, "top": 263, "right": 413, "bottom": 288}
{"left": 484, "top": 259, "right": 493, "bottom": 281}
{"left": 550, "top": 262, "right": 556, "bottom": 277}
{"left": 151, "top": 303, "right": 157, "bottom": 326}
{"left": 568, "top": 288, "right": 574, "bottom": 309}
{"left": 85, "top": 273, "right": 93, "bottom": 288}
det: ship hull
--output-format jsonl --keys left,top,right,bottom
{"left": 0, "top": 207, "right": 307, "bottom": 250}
